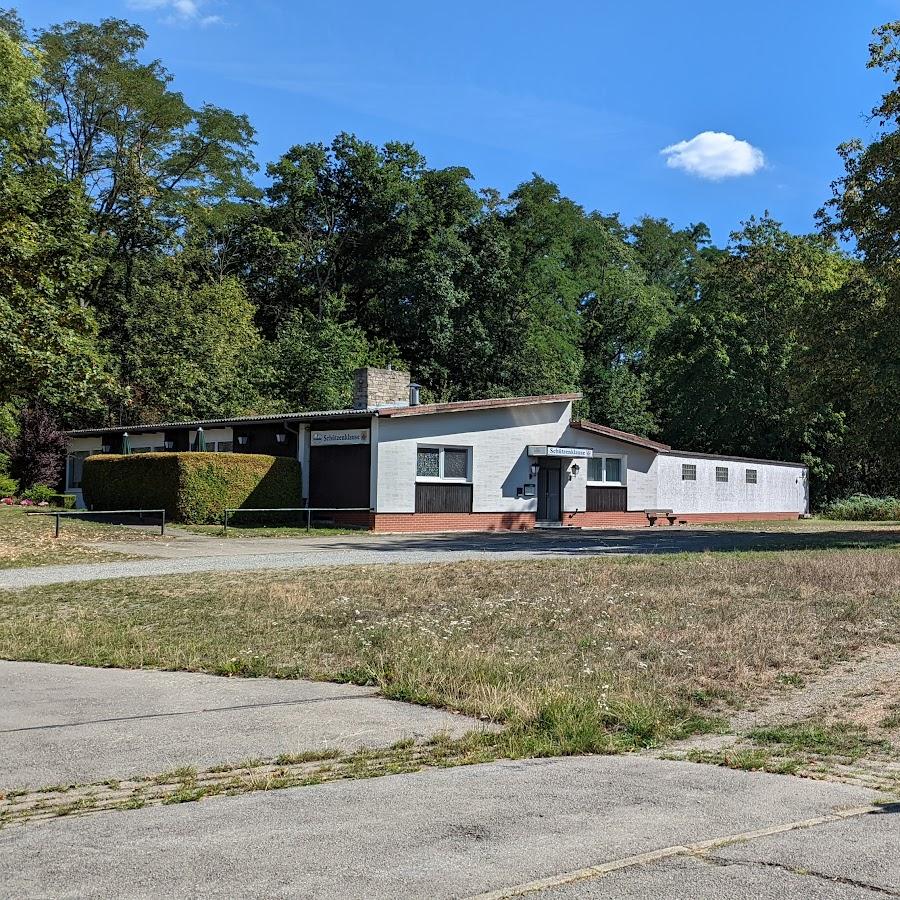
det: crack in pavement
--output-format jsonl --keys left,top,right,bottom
{"left": 700, "top": 852, "right": 900, "bottom": 896}
{"left": 469, "top": 804, "right": 882, "bottom": 899}
{"left": 0, "top": 692, "right": 377, "bottom": 733}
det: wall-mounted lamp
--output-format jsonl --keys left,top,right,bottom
{"left": 162, "top": 440, "right": 174, "bottom": 450}
{"left": 237, "top": 435, "right": 249, "bottom": 446}
{"left": 275, "top": 432, "right": 287, "bottom": 444}
{"left": 529, "top": 462, "right": 540, "bottom": 478}
{"left": 100, "top": 444, "right": 111, "bottom": 454}
{"left": 570, "top": 463, "right": 580, "bottom": 477}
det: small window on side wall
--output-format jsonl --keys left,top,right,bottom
{"left": 443, "top": 448, "right": 469, "bottom": 479}
{"left": 715, "top": 466, "right": 729, "bottom": 483}
{"left": 682, "top": 464, "right": 696, "bottom": 481}
{"left": 746, "top": 468, "right": 758, "bottom": 484}
{"left": 587, "top": 457, "right": 603, "bottom": 481}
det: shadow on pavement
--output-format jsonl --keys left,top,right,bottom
{"left": 297, "top": 526, "right": 900, "bottom": 557}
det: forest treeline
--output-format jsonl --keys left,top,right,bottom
{"left": 2, "top": 10, "right": 899, "bottom": 503}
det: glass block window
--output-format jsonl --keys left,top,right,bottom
{"left": 416, "top": 447, "right": 440, "bottom": 477}
{"left": 715, "top": 466, "right": 729, "bottom": 483}
{"left": 745, "top": 468, "right": 758, "bottom": 484}
{"left": 443, "top": 448, "right": 468, "bottom": 479}
{"left": 588, "top": 457, "right": 604, "bottom": 481}
{"left": 682, "top": 464, "right": 697, "bottom": 481}
{"left": 604, "top": 457, "right": 622, "bottom": 483}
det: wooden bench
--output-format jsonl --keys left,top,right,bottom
{"left": 645, "top": 508, "right": 677, "bottom": 526}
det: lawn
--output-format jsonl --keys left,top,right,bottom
{"left": 0, "top": 506, "right": 158, "bottom": 569}
{"left": 2, "top": 547, "right": 898, "bottom": 756}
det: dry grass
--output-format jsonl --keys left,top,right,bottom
{"left": 2, "top": 548, "right": 899, "bottom": 753}
{"left": 696, "top": 518, "right": 900, "bottom": 533}
{"left": 0, "top": 507, "right": 157, "bottom": 569}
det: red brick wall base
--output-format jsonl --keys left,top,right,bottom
{"left": 372, "top": 512, "right": 536, "bottom": 532}
{"left": 370, "top": 510, "right": 802, "bottom": 533}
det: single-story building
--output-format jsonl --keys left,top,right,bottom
{"left": 64, "top": 367, "right": 809, "bottom": 530}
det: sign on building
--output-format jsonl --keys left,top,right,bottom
{"left": 311, "top": 429, "right": 370, "bottom": 446}
{"left": 527, "top": 445, "right": 594, "bottom": 458}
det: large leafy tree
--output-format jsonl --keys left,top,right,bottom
{"left": 0, "top": 22, "right": 112, "bottom": 422}
{"left": 652, "top": 216, "right": 847, "bottom": 489}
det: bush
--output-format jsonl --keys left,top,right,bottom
{"left": 0, "top": 474, "right": 18, "bottom": 497}
{"left": 50, "top": 493, "right": 77, "bottom": 509}
{"left": 821, "top": 494, "right": 900, "bottom": 521}
{"left": 81, "top": 453, "right": 302, "bottom": 524}
{"left": 22, "top": 484, "right": 56, "bottom": 503}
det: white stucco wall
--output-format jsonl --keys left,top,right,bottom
{"left": 657, "top": 453, "right": 808, "bottom": 514}
{"left": 374, "top": 404, "right": 660, "bottom": 514}
{"left": 557, "top": 426, "right": 659, "bottom": 512}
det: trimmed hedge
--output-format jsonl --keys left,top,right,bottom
{"left": 82, "top": 453, "right": 302, "bottom": 524}
{"left": 821, "top": 494, "right": 900, "bottom": 521}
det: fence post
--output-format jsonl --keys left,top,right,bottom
{"left": 306, "top": 507, "right": 311, "bottom": 533}
{"left": 223, "top": 508, "right": 229, "bottom": 535}
{"left": 160, "top": 509, "right": 166, "bottom": 537}
{"left": 55, "top": 512, "right": 60, "bottom": 539}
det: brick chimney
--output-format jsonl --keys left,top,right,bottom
{"left": 352, "top": 367, "right": 411, "bottom": 409}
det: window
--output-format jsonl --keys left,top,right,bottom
{"left": 416, "top": 447, "right": 440, "bottom": 477}
{"left": 132, "top": 446, "right": 152, "bottom": 454}
{"left": 605, "top": 457, "right": 622, "bottom": 483}
{"left": 443, "top": 448, "right": 468, "bottom": 479}
{"left": 746, "top": 468, "right": 758, "bottom": 484}
{"left": 67, "top": 451, "right": 91, "bottom": 489}
{"left": 416, "top": 446, "right": 470, "bottom": 480}
{"left": 587, "top": 457, "right": 624, "bottom": 483}
{"left": 682, "top": 464, "right": 697, "bottom": 481}
{"left": 715, "top": 466, "right": 729, "bottom": 483}
{"left": 217, "top": 441, "right": 234, "bottom": 453}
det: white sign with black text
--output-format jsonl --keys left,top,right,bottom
{"left": 311, "top": 429, "right": 370, "bottom": 447}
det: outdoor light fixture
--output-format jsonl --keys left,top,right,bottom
{"left": 162, "top": 440, "right": 174, "bottom": 450}
{"left": 570, "top": 463, "right": 580, "bottom": 477}
{"left": 529, "top": 462, "right": 540, "bottom": 478}
{"left": 275, "top": 432, "right": 287, "bottom": 444}
{"left": 100, "top": 444, "right": 111, "bottom": 454}
{"left": 237, "top": 435, "right": 249, "bottom": 446}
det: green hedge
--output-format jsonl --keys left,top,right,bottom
{"left": 821, "top": 494, "right": 900, "bottom": 521}
{"left": 82, "top": 453, "right": 302, "bottom": 524}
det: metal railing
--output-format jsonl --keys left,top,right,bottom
{"left": 27, "top": 508, "right": 166, "bottom": 537}
{"left": 222, "top": 506, "right": 371, "bottom": 534}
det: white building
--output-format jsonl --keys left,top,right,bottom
{"left": 65, "top": 367, "right": 809, "bottom": 530}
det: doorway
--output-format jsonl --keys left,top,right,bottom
{"left": 536, "top": 459, "right": 562, "bottom": 523}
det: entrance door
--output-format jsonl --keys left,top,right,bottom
{"left": 536, "top": 461, "right": 561, "bottom": 522}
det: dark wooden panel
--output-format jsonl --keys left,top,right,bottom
{"left": 586, "top": 486, "right": 627, "bottom": 512}
{"left": 415, "top": 483, "right": 473, "bottom": 513}
{"left": 309, "top": 443, "right": 371, "bottom": 508}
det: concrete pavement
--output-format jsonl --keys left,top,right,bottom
{"left": 0, "top": 661, "right": 486, "bottom": 789}
{"left": 0, "top": 755, "right": 892, "bottom": 899}
{"left": 3, "top": 525, "right": 899, "bottom": 589}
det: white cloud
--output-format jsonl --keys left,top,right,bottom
{"left": 128, "top": 0, "right": 224, "bottom": 27}
{"left": 660, "top": 131, "right": 765, "bottom": 180}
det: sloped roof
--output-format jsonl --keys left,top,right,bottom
{"left": 377, "top": 393, "right": 582, "bottom": 418}
{"left": 570, "top": 419, "right": 672, "bottom": 452}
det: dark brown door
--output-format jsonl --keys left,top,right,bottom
{"left": 537, "top": 462, "right": 561, "bottom": 522}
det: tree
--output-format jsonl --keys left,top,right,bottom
{"left": 121, "top": 271, "right": 266, "bottom": 423}
{"left": 0, "top": 25, "right": 113, "bottom": 422}
{"left": 2, "top": 406, "right": 68, "bottom": 490}
{"left": 652, "top": 216, "right": 847, "bottom": 493}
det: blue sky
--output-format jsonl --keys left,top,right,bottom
{"left": 23, "top": 0, "right": 900, "bottom": 243}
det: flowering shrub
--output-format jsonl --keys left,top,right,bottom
{"left": 19, "top": 499, "right": 34, "bottom": 506}
{"left": 1, "top": 497, "right": 13, "bottom": 505}
{"left": 37, "top": 500, "right": 50, "bottom": 507}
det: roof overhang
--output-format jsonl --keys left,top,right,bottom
{"left": 377, "top": 393, "right": 581, "bottom": 418}
{"left": 570, "top": 420, "right": 671, "bottom": 452}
